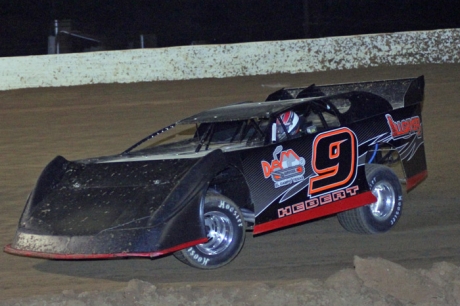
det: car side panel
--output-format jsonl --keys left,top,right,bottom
{"left": 242, "top": 126, "right": 372, "bottom": 234}
{"left": 244, "top": 105, "right": 426, "bottom": 234}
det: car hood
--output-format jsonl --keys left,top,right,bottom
{"left": 19, "top": 150, "right": 226, "bottom": 236}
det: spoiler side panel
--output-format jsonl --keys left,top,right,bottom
{"left": 386, "top": 103, "right": 428, "bottom": 192}
{"left": 270, "top": 76, "right": 425, "bottom": 110}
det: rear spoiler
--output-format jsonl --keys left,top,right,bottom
{"left": 266, "top": 76, "right": 425, "bottom": 109}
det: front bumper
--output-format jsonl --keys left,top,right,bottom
{"left": 4, "top": 227, "right": 207, "bottom": 259}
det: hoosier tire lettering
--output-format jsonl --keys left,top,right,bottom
{"left": 218, "top": 201, "right": 244, "bottom": 227}
{"left": 185, "top": 247, "right": 210, "bottom": 266}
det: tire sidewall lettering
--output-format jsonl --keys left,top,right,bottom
{"left": 212, "top": 200, "right": 243, "bottom": 227}
{"left": 186, "top": 247, "right": 210, "bottom": 266}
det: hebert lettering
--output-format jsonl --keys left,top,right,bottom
{"left": 305, "top": 198, "right": 319, "bottom": 209}
{"left": 345, "top": 186, "right": 359, "bottom": 196}
{"left": 319, "top": 193, "right": 332, "bottom": 205}
{"left": 278, "top": 206, "right": 292, "bottom": 218}
{"left": 277, "top": 186, "right": 361, "bottom": 218}
{"left": 292, "top": 202, "right": 306, "bottom": 214}
{"left": 332, "top": 190, "right": 346, "bottom": 201}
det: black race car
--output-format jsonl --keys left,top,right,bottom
{"left": 5, "top": 76, "right": 427, "bottom": 269}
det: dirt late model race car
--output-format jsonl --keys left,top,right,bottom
{"left": 5, "top": 76, "right": 427, "bottom": 269}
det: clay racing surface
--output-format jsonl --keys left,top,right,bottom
{"left": 1, "top": 64, "right": 460, "bottom": 304}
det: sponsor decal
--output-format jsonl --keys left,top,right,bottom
{"left": 386, "top": 114, "right": 422, "bottom": 138}
{"left": 261, "top": 145, "right": 305, "bottom": 188}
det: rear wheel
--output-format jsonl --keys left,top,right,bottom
{"left": 174, "top": 191, "right": 246, "bottom": 269}
{"left": 337, "top": 164, "right": 403, "bottom": 234}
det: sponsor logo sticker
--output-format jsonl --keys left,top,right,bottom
{"left": 386, "top": 114, "right": 422, "bottom": 138}
{"left": 261, "top": 145, "right": 305, "bottom": 188}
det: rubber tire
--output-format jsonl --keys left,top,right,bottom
{"left": 337, "top": 164, "right": 403, "bottom": 234}
{"left": 174, "top": 191, "right": 246, "bottom": 269}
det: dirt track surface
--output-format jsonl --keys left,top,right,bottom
{"left": 1, "top": 64, "right": 460, "bottom": 301}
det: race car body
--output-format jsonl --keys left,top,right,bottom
{"left": 5, "top": 76, "right": 427, "bottom": 269}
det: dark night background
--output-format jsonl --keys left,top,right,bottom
{"left": 1, "top": 0, "right": 459, "bottom": 57}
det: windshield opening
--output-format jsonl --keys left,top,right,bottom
{"left": 127, "top": 118, "right": 269, "bottom": 155}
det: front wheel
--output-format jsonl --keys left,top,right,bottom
{"left": 174, "top": 191, "right": 246, "bottom": 269}
{"left": 337, "top": 164, "right": 403, "bottom": 234}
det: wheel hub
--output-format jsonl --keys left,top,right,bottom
{"left": 196, "top": 210, "right": 234, "bottom": 255}
{"left": 369, "top": 180, "right": 396, "bottom": 221}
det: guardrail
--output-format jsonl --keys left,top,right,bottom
{"left": 0, "top": 29, "right": 458, "bottom": 91}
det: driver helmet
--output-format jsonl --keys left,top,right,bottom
{"left": 276, "top": 111, "right": 300, "bottom": 140}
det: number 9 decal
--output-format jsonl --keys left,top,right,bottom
{"left": 309, "top": 127, "right": 357, "bottom": 196}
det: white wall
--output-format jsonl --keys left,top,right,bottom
{"left": 1, "top": 29, "right": 459, "bottom": 91}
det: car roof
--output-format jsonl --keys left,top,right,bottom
{"left": 178, "top": 98, "right": 315, "bottom": 124}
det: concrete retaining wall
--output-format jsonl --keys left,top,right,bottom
{"left": 1, "top": 29, "right": 459, "bottom": 91}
